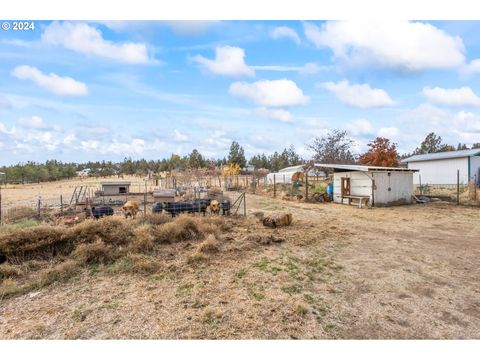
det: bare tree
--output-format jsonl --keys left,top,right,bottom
{"left": 307, "top": 129, "right": 356, "bottom": 164}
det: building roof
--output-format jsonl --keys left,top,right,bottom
{"left": 312, "top": 163, "right": 418, "bottom": 172}
{"left": 402, "top": 149, "right": 480, "bottom": 163}
{"left": 101, "top": 181, "right": 131, "bottom": 186}
{"left": 278, "top": 165, "right": 304, "bottom": 173}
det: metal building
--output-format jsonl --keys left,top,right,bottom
{"left": 100, "top": 181, "right": 131, "bottom": 195}
{"left": 312, "top": 163, "right": 418, "bottom": 207}
{"left": 402, "top": 149, "right": 480, "bottom": 185}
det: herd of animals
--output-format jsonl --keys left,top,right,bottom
{"left": 84, "top": 198, "right": 231, "bottom": 220}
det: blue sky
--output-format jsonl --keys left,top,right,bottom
{"left": 1, "top": 20, "right": 480, "bottom": 165}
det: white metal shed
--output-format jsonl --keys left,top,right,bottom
{"left": 312, "top": 163, "right": 418, "bottom": 207}
{"left": 402, "top": 149, "right": 480, "bottom": 186}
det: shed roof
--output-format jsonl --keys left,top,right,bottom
{"left": 402, "top": 149, "right": 480, "bottom": 163}
{"left": 101, "top": 181, "right": 131, "bottom": 186}
{"left": 312, "top": 163, "right": 418, "bottom": 172}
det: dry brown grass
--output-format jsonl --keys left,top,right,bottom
{"left": 140, "top": 213, "right": 172, "bottom": 226}
{"left": 151, "top": 215, "right": 214, "bottom": 244}
{"left": 71, "top": 238, "right": 114, "bottom": 265}
{"left": 0, "top": 263, "right": 22, "bottom": 279}
{"left": 63, "top": 217, "right": 134, "bottom": 246}
{"left": 0, "top": 226, "right": 67, "bottom": 263}
{"left": 130, "top": 225, "right": 155, "bottom": 253}
{"left": 3, "top": 206, "right": 38, "bottom": 223}
{"left": 197, "top": 234, "right": 219, "bottom": 254}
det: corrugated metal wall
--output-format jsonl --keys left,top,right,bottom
{"left": 333, "top": 171, "right": 414, "bottom": 206}
{"left": 373, "top": 172, "right": 413, "bottom": 205}
{"left": 407, "top": 157, "right": 469, "bottom": 185}
{"left": 333, "top": 171, "right": 373, "bottom": 204}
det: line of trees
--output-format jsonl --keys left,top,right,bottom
{"left": 2, "top": 132, "right": 479, "bottom": 184}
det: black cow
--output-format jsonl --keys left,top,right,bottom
{"left": 84, "top": 206, "right": 114, "bottom": 219}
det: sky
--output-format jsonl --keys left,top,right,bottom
{"left": 1, "top": 20, "right": 480, "bottom": 165}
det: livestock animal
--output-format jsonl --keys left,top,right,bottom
{"left": 209, "top": 199, "right": 220, "bottom": 215}
{"left": 163, "top": 199, "right": 210, "bottom": 217}
{"left": 84, "top": 206, "right": 114, "bottom": 219}
{"left": 221, "top": 200, "right": 231, "bottom": 215}
{"left": 152, "top": 202, "right": 163, "bottom": 213}
{"left": 262, "top": 212, "right": 293, "bottom": 228}
{"left": 122, "top": 200, "right": 140, "bottom": 219}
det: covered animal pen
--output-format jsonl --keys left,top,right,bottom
{"left": 99, "top": 181, "right": 131, "bottom": 196}
{"left": 311, "top": 164, "right": 418, "bottom": 207}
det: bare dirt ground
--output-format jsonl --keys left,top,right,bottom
{"left": 1, "top": 193, "right": 479, "bottom": 339}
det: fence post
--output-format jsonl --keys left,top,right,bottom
{"left": 243, "top": 192, "right": 246, "bottom": 216}
{"left": 419, "top": 174, "right": 422, "bottom": 195}
{"left": 0, "top": 186, "right": 2, "bottom": 225}
{"left": 273, "top": 174, "right": 276, "bottom": 198}
{"left": 457, "top": 169, "right": 460, "bottom": 205}
{"left": 60, "top": 195, "right": 63, "bottom": 214}
{"left": 38, "top": 196, "right": 41, "bottom": 218}
{"left": 305, "top": 173, "right": 309, "bottom": 201}
{"left": 144, "top": 181, "right": 147, "bottom": 217}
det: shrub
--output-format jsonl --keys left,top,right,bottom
{"left": 141, "top": 213, "right": 172, "bottom": 226}
{"left": 151, "top": 215, "right": 202, "bottom": 244}
{"left": 0, "top": 226, "right": 67, "bottom": 263}
{"left": 63, "top": 217, "right": 134, "bottom": 246}
{"left": 37, "top": 260, "right": 80, "bottom": 287}
{"left": 71, "top": 237, "right": 114, "bottom": 265}
{"left": 130, "top": 225, "right": 155, "bottom": 253}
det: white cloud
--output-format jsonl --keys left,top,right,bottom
{"left": 192, "top": 46, "right": 254, "bottom": 77}
{"left": 304, "top": 21, "right": 465, "bottom": 71}
{"left": 12, "top": 66, "right": 88, "bottom": 96}
{"left": 462, "top": 59, "right": 480, "bottom": 76}
{"left": 173, "top": 129, "right": 189, "bottom": 142}
{"left": 378, "top": 127, "right": 399, "bottom": 138}
{"left": 42, "top": 22, "right": 150, "bottom": 64}
{"left": 269, "top": 26, "right": 301, "bottom": 45}
{"left": 422, "top": 86, "right": 480, "bottom": 107}
{"left": 0, "top": 94, "right": 11, "bottom": 109}
{"left": 16, "top": 115, "right": 48, "bottom": 129}
{"left": 255, "top": 107, "right": 293, "bottom": 122}
{"left": 320, "top": 80, "right": 395, "bottom": 108}
{"left": 344, "top": 119, "right": 375, "bottom": 136}
{"left": 251, "top": 62, "right": 326, "bottom": 75}
{"left": 229, "top": 79, "right": 309, "bottom": 107}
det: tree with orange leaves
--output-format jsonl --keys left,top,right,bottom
{"left": 358, "top": 137, "right": 400, "bottom": 167}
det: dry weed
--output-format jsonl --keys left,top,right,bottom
{"left": 197, "top": 234, "right": 219, "bottom": 254}
{"left": 130, "top": 225, "right": 155, "bottom": 253}
{"left": 0, "top": 263, "right": 22, "bottom": 279}
{"left": 71, "top": 237, "right": 113, "bottom": 265}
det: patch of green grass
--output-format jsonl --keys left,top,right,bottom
{"left": 176, "top": 283, "right": 194, "bottom": 297}
{"left": 303, "top": 293, "right": 329, "bottom": 323}
{"left": 281, "top": 283, "right": 303, "bottom": 295}
{"left": 253, "top": 257, "right": 282, "bottom": 275}
{"left": 235, "top": 268, "right": 248, "bottom": 279}
{"left": 249, "top": 290, "right": 265, "bottom": 301}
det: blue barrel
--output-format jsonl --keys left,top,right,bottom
{"left": 327, "top": 183, "right": 333, "bottom": 195}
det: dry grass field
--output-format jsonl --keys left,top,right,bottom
{"left": 0, "top": 175, "right": 151, "bottom": 210}
{"left": 1, "top": 191, "right": 479, "bottom": 339}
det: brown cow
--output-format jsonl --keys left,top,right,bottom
{"left": 122, "top": 200, "right": 140, "bottom": 219}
